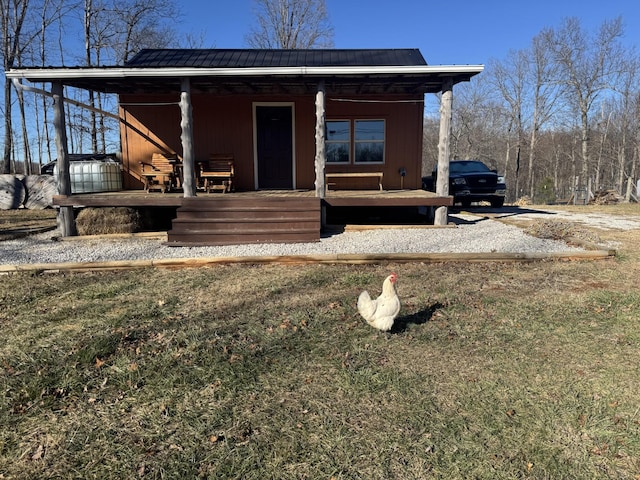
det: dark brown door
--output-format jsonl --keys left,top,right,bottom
{"left": 256, "top": 105, "right": 293, "bottom": 189}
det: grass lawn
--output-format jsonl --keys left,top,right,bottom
{"left": 1, "top": 205, "right": 640, "bottom": 479}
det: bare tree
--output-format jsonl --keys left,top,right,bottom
{"left": 74, "top": 0, "right": 178, "bottom": 153}
{"left": 1, "top": 0, "right": 65, "bottom": 173}
{"left": 490, "top": 50, "right": 527, "bottom": 199}
{"left": 610, "top": 54, "right": 640, "bottom": 199}
{"left": 525, "top": 32, "right": 562, "bottom": 199}
{"left": 111, "top": 0, "right": 178, "bottom": 63}
{"left": 543, "top": 17, "right": 627, "bottom": 192}
{"left": 1, "top": 0, "right": 30, "bottom": 173}
{"left": 246, "top": 0, "right": 334, "bottom": 49}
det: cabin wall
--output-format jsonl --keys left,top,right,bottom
{"left": 323, "top": 95, "right": 424, "bottom": 190}
{"left": 119, "top": 92, "right": 424, "bottom": 190}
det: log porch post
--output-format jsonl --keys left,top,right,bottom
{"left": 52, "top": 81, "right": 77, "bottom": 236}
{"left": 435, "top": 77, "right": 453, "bottom": 226}
{"left": 180, "top": 77, "right": 197, "bottom": 197}
{"left": 314, "top": 80, "right": 326, "bottom": 199}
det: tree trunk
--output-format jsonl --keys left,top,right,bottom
{"left": 180, "top": 78, "right": 196, "bottom": 197}
{"left": 52, "top": 82, "right": 77, "bottom": 236}
{"left": 435, "top": 78, "right": 453, "bottom": 226}
{"left": 580, "top": 109, "right": 590, "bottom": 187}
{"left": 16, "top": 80, "right": 32, "bottom": 174}
{"left": 2, "top": 78, "right": 13, "bottom": 174}
{"left": 314, "top": 80, "right": 326, "bottom": 199}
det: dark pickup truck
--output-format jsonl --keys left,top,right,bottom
{"left": 422, "top": 160, "right": 506, "bottom": 208}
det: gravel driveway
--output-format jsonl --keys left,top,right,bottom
{"left": 0, "top": 209, "right": 606, "bottom": 267}
{"left": 493, "top": 206, "right": 640, "bottom": 231}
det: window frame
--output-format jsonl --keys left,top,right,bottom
{"left": 325, "top": 118, "right": 386, "bottom": 165}
{"left": 325, "top": 119, "right": 351, "bottom": 164}
{"left": 354, "top": 119, "right": 385, "bottom": 165}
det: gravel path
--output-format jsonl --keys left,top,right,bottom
{"left": 0, "top": 213, "right": 587, "bottom": 266}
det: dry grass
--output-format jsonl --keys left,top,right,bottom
{"left": 1, "top": 205, "right": 640, "bottom": 479}
{"left": 0, "top": 209, "right": 57, "bottom": 240}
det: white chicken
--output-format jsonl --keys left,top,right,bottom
{"left": 357, "top": 273, "right": 401, "bottom": 332}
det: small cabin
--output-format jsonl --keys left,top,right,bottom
{"left": 8, "top": 48, "right": 483, "bottom": 243}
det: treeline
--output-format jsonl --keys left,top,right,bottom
{"left": 423, "top": 16, "right": 639, "bottom": 204}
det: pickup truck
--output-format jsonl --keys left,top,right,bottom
{"left": 422, "top": 160, "right": 506, "bottom": 208}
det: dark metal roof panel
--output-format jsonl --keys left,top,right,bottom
{"left": 125, "top": 48, "right": 428, "bottom": 68}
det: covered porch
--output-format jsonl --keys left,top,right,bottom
{"left": 8, "top": 48, "right": 482, "bottom": 245}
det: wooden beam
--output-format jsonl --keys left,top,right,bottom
{"left": 435, "top": 77, "right": 453, "bottom": 226}
{"left": 314, "top": 80, "right": 326, "bottom": 199}
{"left": 180, "top": 78, "right": 196, "bottom": 197}
{"left": 0, "top": 250, "right": 616, "bottom": 274}
{"left": 51, "top": 82, "right": 77, "bottom": 236}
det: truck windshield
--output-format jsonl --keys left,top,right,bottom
{"left": 450, "top": 161, "right": 491, "bottom": 174}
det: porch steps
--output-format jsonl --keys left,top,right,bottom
{"left": 166, "top": 196, "right": 322, "bottom": 246}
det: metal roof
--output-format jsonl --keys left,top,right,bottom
{"left": 125, "top": 49, "right": 428, "bottom": 68}
{"left": 7, "top": 49, "right": 483, "bottom": 96}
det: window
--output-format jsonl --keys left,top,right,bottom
{"left": 326, "top": 120, "right": 350, "bottom": 163}
{"left": 326, "top": 119, "right": 386, "bottom": 164}
{"left": 355, "top": 120, "right": 385, "bottom": 164}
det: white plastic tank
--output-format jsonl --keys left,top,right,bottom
{"left": 55, "top": 161, "right": 122, "bottom": 193}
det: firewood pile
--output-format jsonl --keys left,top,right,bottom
{"left": 591, "top": 189, "right": 624, "bottom": 205}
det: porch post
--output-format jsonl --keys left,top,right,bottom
{"left": 314, "top": 80, "right": 326, "bottom": 199}
{"left": 180, "top": 77, "right": 197, "bottom": 197}
{"left": 435, "top": 77, "right": 453, "bottom": 226}
{"left": 52, "top": 81, "right": 77, "bottom": 236}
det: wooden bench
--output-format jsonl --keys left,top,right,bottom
{"left": 326, "top": 172, "right": 384, "bottom": 191}
{"left": 140, "top": 153, "right": 180, "bottom": 193}
{"left": 198, "top": 154, "right": 234, "bottom": 193}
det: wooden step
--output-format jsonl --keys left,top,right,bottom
{"left": 167, "top": 196, "right": 321, "bottom": 246}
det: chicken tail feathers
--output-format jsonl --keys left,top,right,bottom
{"left": 357, "top": 290, "right": 376, "bottom": 322}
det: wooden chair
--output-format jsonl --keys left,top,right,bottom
{"left": 139, "top": 153, "right": 179, "bottom": 192}
{"left": 198, "top": 154, "right": 234, "bottom": 193}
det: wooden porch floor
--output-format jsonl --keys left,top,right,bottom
{"left": 52, "top": 189, "right": 453, "bottom": 208}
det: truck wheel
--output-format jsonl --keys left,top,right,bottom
{"left": 491, "top": 198, "right": 504, "bottom": 208}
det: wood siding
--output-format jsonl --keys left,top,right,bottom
{"left": 119, "top": 93, "right": 424, "bottom": 191}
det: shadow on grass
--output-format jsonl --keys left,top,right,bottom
{"left": 391, "top": 302, "right": 443, "bottom": 334}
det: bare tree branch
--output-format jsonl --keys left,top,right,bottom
{"left": 246, "top": 0, "right": 334, "bottom": 49}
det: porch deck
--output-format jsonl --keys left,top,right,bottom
{"left": 52, "top": 189, "right": 453, "bottom": 245}
{"left": 52, "top": 188, "right": 453, "bottom": 208}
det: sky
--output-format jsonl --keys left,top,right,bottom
{"left": 178, "top": 0, "right": 639, "bottom": 66}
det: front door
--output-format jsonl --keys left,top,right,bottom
{"left": 255, "top": 105, "right": 294, "bottom": 189}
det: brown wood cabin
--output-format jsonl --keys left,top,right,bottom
{"left": 8, "top": 49, "right": 483, "bottom": 245}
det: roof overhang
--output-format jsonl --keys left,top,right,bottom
{"left": 7, "top": 64, "right": 484, "bottom": 95}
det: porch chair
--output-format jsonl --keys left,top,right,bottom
{"left": 198, "top": 154, "right": 234, "bottom": 193}
{"left": 140, "top": 153, "right": 180, "bottom": 192}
